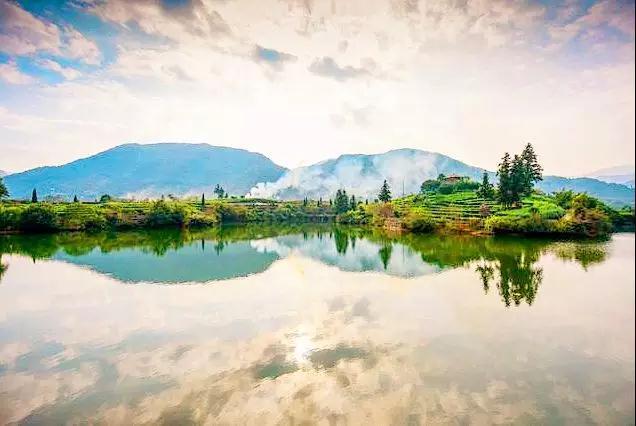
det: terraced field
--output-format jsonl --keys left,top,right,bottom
{"left": 393, "top": 192, "right": 501, "bottom": 226}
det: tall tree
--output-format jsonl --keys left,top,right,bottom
{"left": 521, "top": 143, "right": 543, "bottom": 195}
{"left": 0, "top": 177, "right": 8, "bottom": 200}
{"left": 496, "top": 153, "right": 511, "bottom": 206}
{"left": 476, "top": 172, "right": 495, "bottom": 199}
{"left": 213, "top": 184, "right": 225, "bottom": 198}
{"left": 334, "top": 189, "right": 350, "bottom": 214}
{"left": 378, "top": 180, "right": 392, "bottom": 202}
{"left": 350, "top": 194, "right": 357, "bottom": 210}
{"left": 201, "top": 193, "right": 205, "bottom": 208}
{"left": 509, "top": 155, "right": 525, "bottom": 205}
{"left": 73, "top": 195, "right": 79, "bottom": 203}
{"left": 31, "top": 188, "right": 38, "bottom": 203}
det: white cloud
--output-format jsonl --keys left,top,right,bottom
{"left": 0, "top": 61, "right": 37, "bottom": 85}
{"left": 0, "top": 0, "right": 633, "bottom": 175}
{"left": 36, "top": 59, "right": 82, "bottom": 80}
{"left": 0, "top": 0, "right": 61, "bottom": 56}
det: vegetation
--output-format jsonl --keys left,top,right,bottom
{"left": 496, "top": 143, "right": 543, "bottom": 207}
{"left": 0, "top": 176, "right": 8, "bottom": 200}
{"left": 378, "top": 180, "right": 392, "bottom": 202}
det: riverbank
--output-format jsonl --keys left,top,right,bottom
{"left": 0, "top": 191, "right": 633, "bottom": 237}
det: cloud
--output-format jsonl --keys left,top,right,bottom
{"left": 0, "top": 0, "right": 61, "bottom": 56}
{"left": 36, "top": 59, "right": 82, "bottom": 80}
{"left": 0, "top": 61, "right": 37, "bottom": 85}
{"left": 88, "top": 0, "right": 230, "bottom": 42}
{"left": 63, "top": 26, "right": 102, "bottom": 65}
{"left": 0, "top": 1, "right": 101, "bottom": 65}
{"left": 308, "top": 57, "right": 370, "bottom": 81}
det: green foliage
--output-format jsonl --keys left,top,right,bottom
{"left": 213, "top": 184, "right": 225, "bottom": 198}
{"left": 378, "top": 179, "right": 391, "bottom": 202}
{"left": 0, "top": 177, "right": 8, "bottom": 200}
{"left": 99, "top": 194, "right": 112, "bottom": 203}
{"left": 31, "top": 188, "right": 38, "bottom": 203}
{"left": 20, "top": 204, "right": 57, "bottom": 232}
{"left": 145, "top": 200, "right": 190, "bottom": 227}
{"left": 553, "top": 190, "right": 574, "bottom": 209}
{"left": 476, "top": 172, "right": 495, "bottom": 199}
{"left": 401, "top": 210, "right": 436, "bottom": 233}
{"left": 497, "top": 144, "right": 543, "bottom": 207}
{"left": 334, "top": 189, "right": 351, "bottom": 214}
{"left": 420, "top": 179, "right": 440, "bottom": 193}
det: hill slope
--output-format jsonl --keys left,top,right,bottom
{"left": 4, "top": 143, "right": 287, "bottom": 200}
{"left": 249, "top": 148, "right": 634, "bottom": 206}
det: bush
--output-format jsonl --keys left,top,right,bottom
{"left": 145, "top": 200, "right": 190, "bottom": 227}
{"left": 19, "top": 204, "right": 58, "bottom": 232}
{"left": 401, "top": 211, "right": 435, "bottom": 233}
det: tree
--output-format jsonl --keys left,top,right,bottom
{"left": 497, "top": 153, "right": 512, "bottom": 206}
{"left": 201, "top": 193, "right": 205, "bottom": 208}
{"left": 318, "top": 197, "right": 322, "bottom": 207}
{"left": 509, "top": 155, "right": 525, "bottom": 205}
{"left": 31, "top": 188, "right": 38, "bottom": 203}
{"left": 350, "top": 194, "right": 357, "bottom": 210}
{"left": 476, "top": 172, "right": 495, "bottom": 199}
{"left": 378, "top": 179, "right": 391, "bottom": 202}
{"left": 334, "top": 189, "right": 350, "bottom": 214}
{"left": 99, "top": 194, "right": 112, "bottom": 203}
{"left": 0, "top": 177, "right": 8, "bottom": 200}
{"left": 73, "top": 195, "right": 79, "bottom": 203}
{"left": 213, "top": 184, "right": 225, "bottom": 198}
{"left": 520, "top": 143, "right": 543, "bottom": 195}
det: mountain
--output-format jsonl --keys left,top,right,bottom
{"left": 249, "top": 149, "right": 489, "bottom": 200}
{"left": 0, "top": 171, "right": 5, "bottom": 178}
{"left": 4, "top": 145, "right": 634, "bottom": 206}
{"left": 249, "top": 149, "right": 635, "bottom": 206}
{"left": 584, "top": 165, "right": 635, "bottom": 188}
{"left": 4, "top": 143, "right": 287, "bottom": 200}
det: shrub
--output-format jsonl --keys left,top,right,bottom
{"left": 145, "top": 200, "right": 190, "bottom": 227}
{"left": 19, "top": 204, "right": 58, "bottom": 232}
{"left": 401, "top": 211, "right": 435, "bottom": 233}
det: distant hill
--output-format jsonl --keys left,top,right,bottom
{"left": 584, "top": 165, "right": 635, "bottom": 188}
{"left": 249, "top": 149, "right": 635, "bottom": 206}
{"left": 4, "top": 144, "right": 634, "bottom": 206}
{"left": 4, "top": 143, "right": 287, "bottom": 200}
{"left": 0, "top": 170, "right": 6, "bottom": 177}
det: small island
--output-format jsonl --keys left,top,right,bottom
{"left": 0, "top": 144, "right": 633, "bottom": 237}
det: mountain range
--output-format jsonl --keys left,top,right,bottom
{"left": 2, "top": 143, "right": 634, "bottom": 206}
{"left": 585, "top": 165, "right": 635, "bottom": 188}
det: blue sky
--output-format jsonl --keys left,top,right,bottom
{"left": 0, "top": 0, "right": 634, "bottom": 175}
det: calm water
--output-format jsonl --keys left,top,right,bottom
{"left": 0, "top": 226, "right": 633, "bottom": 425}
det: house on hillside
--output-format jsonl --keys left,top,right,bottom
{"left": 441, "top": 174, "right": 465, "bottom": 183}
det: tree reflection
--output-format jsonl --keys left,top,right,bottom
{"left": 378, "top": 244, "right": 393, "bottom": 270}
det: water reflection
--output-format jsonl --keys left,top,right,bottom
{"left": 0, "top": 229, "right": 633, "bottom": 424}
{"left": 0, "top": 225, "right": 611, "bottom": 293}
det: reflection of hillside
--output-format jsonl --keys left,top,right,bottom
{"left": 0, "top": 226, "right": 610, "bottom": 294}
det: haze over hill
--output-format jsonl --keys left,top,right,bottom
{"left": 584, "top": 165, "right": 635, "bottom": 188}
{"left": 3, "top": 144, "right": 634, "bottom": 206}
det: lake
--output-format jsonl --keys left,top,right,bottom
{"left": 0, "top": 226, "right": 633, "bottom": 425}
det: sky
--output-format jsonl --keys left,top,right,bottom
{"left": 0, "top": 0, "right": 634, "bottom": 176}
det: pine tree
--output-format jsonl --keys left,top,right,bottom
{"left": 31, "top": 188, "right": 38, "bottom": 203}
{"left": 350, "top": 194, "right": 356, "bottom": 210}
{"left": 520, "top": 143, "right": 543, "bottom": 195}
{"left": 476, "top": 172, "right": 495, "bottom": 199}
{"left": 378, "top": 180, "right": 391, "bottom": 202}
{"left": 510, "top": 155, "right": 525, "bottom": 205}
{"left": 318, "top": 197, "right": 322, "bottom": 207}
{"left": 73, "top": 195, "right": 79, "bottom": 203}
{"left": 0, "top": 177, "right": 9, "bottom": 200}
{"left": 201, "top": 193, "right": 205, "bottom": 208}
{"left": 497, "top": 153, "right": 511, "bottom": 206}
{"left": 334, "top": 189, "right": 350, "bottom": 214}
{"left": 213, "top": 184, "right": 225, "bottom": 198}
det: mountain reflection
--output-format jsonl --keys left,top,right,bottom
{"left": 0, "top": 225, "right": 610, "bottom": 302}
